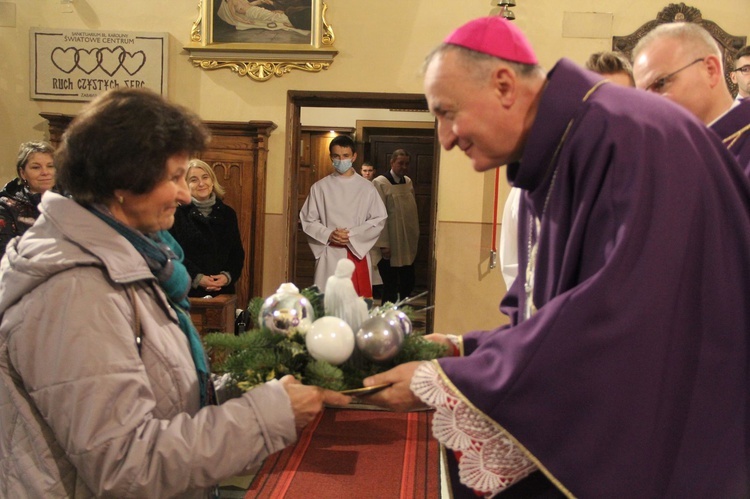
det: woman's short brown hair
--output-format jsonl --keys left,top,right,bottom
{"left": 56, "top": 88, "right": 209, "bottom": 204}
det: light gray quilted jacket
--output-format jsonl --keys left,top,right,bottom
{"left": 0, "top": 192, "right": 296, "bottom": 498}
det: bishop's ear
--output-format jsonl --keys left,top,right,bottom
{"left": 491, "top": 65, "right": 517, "bottom": 105}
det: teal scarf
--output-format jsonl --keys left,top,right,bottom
{"left": 90, "top": 207, "right": 215, "bottom": 407}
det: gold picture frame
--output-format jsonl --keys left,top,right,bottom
{"left": 184, "top": 0, "right": 337, "bottom": 81}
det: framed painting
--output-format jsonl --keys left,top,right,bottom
{"left": 184, "top": 0, "right": 337, "bottom": 81}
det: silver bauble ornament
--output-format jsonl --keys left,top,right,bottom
{"left": 380, "top": 309, "right": 413, "bottom": 337}
{"left": 355, "top": 316, "right": 405, "bottom": 362}
{"left": 306, "top": 316, "right": 355, "bottom": 365}
{"left": 259, "top": 283, "right": 315, "bottom": 335}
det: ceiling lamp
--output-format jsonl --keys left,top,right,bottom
{"left": 491, "top": 0, "right": 516, "bottom": 20}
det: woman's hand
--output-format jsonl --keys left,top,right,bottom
{"left": 280, "top": 376, "right": 351, "bottom": 431}
{"left": 212, "top": 274, "right": 229, "bottom": 288}
{"left": 199, "top": 274, "right": 229, "bottom": 292}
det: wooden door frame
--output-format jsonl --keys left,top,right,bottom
{"left": 356, "top": 120, "right": 435, "bottom": 164}
{"left": 285, "top": 91, "right": 439, "bottom": 327}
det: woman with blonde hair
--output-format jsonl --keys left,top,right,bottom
{"left": 170, "top": 158, "right": 246, "bottom": 297}
{"left": 0, "top": 141, "right": 55, "bottom": 258}
{"left": 0, "top": 88, "right": 348, "bottom": 497}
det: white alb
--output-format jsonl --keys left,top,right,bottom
{"left": 410, "top": 361, "right": 538, "bottom": 497}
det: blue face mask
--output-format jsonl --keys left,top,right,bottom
{"left": 333, "top": 158, "right": 353, "bottom": 174}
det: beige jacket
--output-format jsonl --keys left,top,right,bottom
{"left": 0, "top": 193, "right": 296, "bottom": 498}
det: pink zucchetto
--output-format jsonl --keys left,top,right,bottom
{"left": 444, "top": 16, "right": 538, "bottom": 65}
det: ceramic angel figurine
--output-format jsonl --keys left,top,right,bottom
{"left": 324, "top": 259, "right": 369, "bottom": 333}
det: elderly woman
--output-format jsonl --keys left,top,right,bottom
{"left": 0, "top": 88, "right": 349, "bottom": 497}
{"left": 0, "top": 141, "right": 55, "bottom": 258}
{"left": 170, "top": 159, "right": 245, "bottom": 297}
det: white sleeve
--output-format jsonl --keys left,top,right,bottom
{"left": 410, "top": 361, "right": 538, "bottom": 496}
{"left": 499, "top": 187, "right": 522, "bottom": 291}
{"left": 299, "top": 185, "right": 333, "bottom": 259}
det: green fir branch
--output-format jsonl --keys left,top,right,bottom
{"left": 300, "top": 286, "right": 325, "bottom": 319}
{"left": 247, "top": 296, "right": 265, "bottom": 328}
{"left": 202, "top": 287, "right": 446, "bottom": 396}
{"left": 305, "top": 360, "right": 346, "bottom": 391}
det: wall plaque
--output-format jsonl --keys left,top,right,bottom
{"left": 30, "top": 28, "right": 168, "bottom": 101}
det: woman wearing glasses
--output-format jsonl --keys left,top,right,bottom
{"left": 0, "top": 88, "right": 349, "bottom": 497}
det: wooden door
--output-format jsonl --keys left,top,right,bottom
{"left": 370, "top": 136, "right": 435, "bottom": 292}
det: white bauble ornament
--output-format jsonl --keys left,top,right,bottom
{"left": 259, "top": 283, "right": 315, "bottom": 335}
{"left": 306, "top": 316, "right": 355, "bottom": 365}
{"left": 355, "top": 316, "right": 405, "bottom": 362}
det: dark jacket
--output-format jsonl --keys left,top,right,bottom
{"left": 0, "top": 178, "right": 42, "bottom": 259}
{"left": 169, "top": 198, "right": 245, "bottom": 297}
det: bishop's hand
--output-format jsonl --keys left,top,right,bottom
{"left": 361, "top": 361, "right": 428, "bottom": 412}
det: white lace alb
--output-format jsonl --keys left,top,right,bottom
{"left": 411, "top": 361, "right": 538, "bottom": 497}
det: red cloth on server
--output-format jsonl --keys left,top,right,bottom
{"left": 346, "top": 248, "right": 371, "bottom": 298}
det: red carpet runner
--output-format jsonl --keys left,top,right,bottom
{"left": 245, "top": 408, "right": 440, "bottom": 498}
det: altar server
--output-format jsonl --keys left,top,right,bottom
{"left": 300, "top": 135, "right": 387, "bottom": 296}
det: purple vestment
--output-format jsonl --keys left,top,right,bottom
{"left": 437, "top": 59, "right": 750, "bottom": 497}
{"left": 711, "top": 98, "right": 750, "bottom": 178}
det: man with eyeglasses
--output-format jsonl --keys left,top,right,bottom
{"left": 633, "top": 22, "right": 750, "bottom": 177}
{"left": 731, "top": 45, "right": 750, "bottom": 101}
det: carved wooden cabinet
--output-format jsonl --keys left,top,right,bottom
{"left": 189, "top": 294, "right": 237, "bottom": 335}
{"left": 198, "top": 120, "right": 276, "bottom": 309}
{"left": 41, "top": 113, "right": 275, "bottom": 311}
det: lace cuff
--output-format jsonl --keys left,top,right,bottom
{"left": 445, "top": 334, "right": 463, "bottom": 356}
{"left": 411, "top": 362, "right": 538, "bottom": 496}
